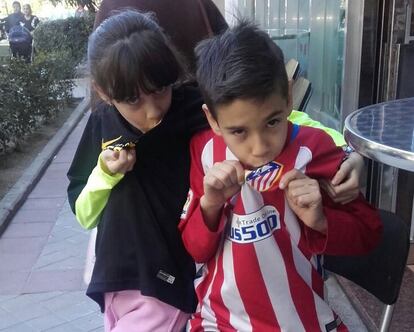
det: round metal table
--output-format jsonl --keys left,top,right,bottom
{"left": 344, "top": 98, "right": 414, "bottom": 172}
{"left": 344, "top": 97, "right": 414, "bottom": 263}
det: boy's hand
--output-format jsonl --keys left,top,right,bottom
{"left": 280, "top": 169, "right": 327, "bottom": 233}
{"left": 321, "top": 152, "right": 363, "bottom": 204}
{"left": 201, "top": 160, "right": 245, "bottom": 210}
{"left": 101, "top": 148, "right": 136, "bottom": 175}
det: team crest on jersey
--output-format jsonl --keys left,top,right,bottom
{"left": 181, "top": 189, "right": 194, "bottom": 220}
{"left": 228, "top": 205, "right": 281, "bottom": 244}
{"left": 245, "top": 161, "right": 284, "bottom": 192}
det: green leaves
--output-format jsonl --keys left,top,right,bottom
{"left": 0, "top": 15, "right": 94, "bottom": 155}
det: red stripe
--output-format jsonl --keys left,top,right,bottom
{"left": 275, "top": 230, "right": 322, "bottom": 330}
{"left": 232, "top": 193, "right": 280, "bottom": 330}
{"left": 232, "top": 242, "right": 280, "bottom": 330}
{"left": 213, "top": 136, "right": 227, "bottom": 162}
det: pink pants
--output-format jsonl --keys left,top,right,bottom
{"left": 104, "top": 290, "right": 190, "bottom": 332}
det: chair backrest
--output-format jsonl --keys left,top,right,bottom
{"left": 324, "top": 209, "right": 410, "bottom": 305}
{"left": 292, "top": 77, "right": 312, "bottom": 112}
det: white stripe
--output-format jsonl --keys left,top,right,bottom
{"left": 241, "top": 184, "right": 264, "bottom": 213}
{"left": 254, "top": 239, "right": 305, "bottom": 332}
{"left": 263, "top": 168, "right": 278, "bottom": 191}
{"left": 225, "top": 147, "right": 238, "bottom": 161}
{"left": 241, "top": 187, "right": 304, "bottom": 331}
{"left": 201, "top": 138, "right": 214, "bottom": 174}
{"left": 283, "top": 198, "right": 301, "bottom": 245}
{"left": 313, "top": 292, "right": 336, "bottom": 332}
{"left": 258, "top": 170, "right": 272, "bottom": 191}
{"left": 221, "top": 237, "right": 252, "bottom": 331}
{"left": 294, "top": 146, "right": 313, "bottom": 172}
{"left": 200, "top": 252, "right": 220, "bottom": 331}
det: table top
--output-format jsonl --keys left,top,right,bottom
{"left": 344, "top": 98, "right": 414, "bottom": 172}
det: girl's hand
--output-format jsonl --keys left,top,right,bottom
{"left": 321, "top": 152, "right": 364, "bottom": 204}
{"left": 280, "top": 169, "right": 327, "bottom": 233}
{"left": 201, "top": 160, "right": 245, "bottom": 210}
{"left": 100, "top": 148, "right": 136, "bottom": 175}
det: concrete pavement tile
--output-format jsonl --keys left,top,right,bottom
{"left": 30, "top": 183, "right": 68, "bottom": 199}
{"left": 0, "top": 253, "right": 39, "bottom": 271}
{"left": 43, "top": 323, "right": 84, "bottom": 332}
{"left": 14, "top": 291, "right": 63, "bottom": 304}
{"left": 40, "top": 240, "right": 78, "bottom": 256}
{"left": 40, "top": 169, "right": 69, "bottom": 181}
{"left": 11, "top": 209, "right": 60, "bottom": 224}
{"left": 0, "top": 295, "right": 17, "bottom": 302}
{"left": 40, "top": 292, "right": 87, "bottom": 312}
{"left": 0, "top": 271, "right": 29, "bottom": 294}
{"left": 0, "top": 237, "right": 46, "bottom": 254}
{"left": 44, "top": 162, "right": 72, "bottom": 173}
{"left": 70, "top": 311, "right": 103, "bottom": 332}
{"left": 21, "top": 198, "right": 66, "bottom": 211}
{"left": 6, "top": 303, "right": 50, "bottom": 322}
{"left": 34, "top": 250, "right": 81, "bottom": 270}
{"left": 53, "top": 151, "right": 76, "bottom": 163}
{"left": 0, "top": 290, "right": 45, "bottom": 311}
{"left": 23, "top": 269, "right": 85, "bottom": 293}
{"left": 36, "top": 256, "right": 87, "bottom": 271}
{"left": 0, "top": 311, "right": 24, "bottom": 330}
{"left": 53, "top": 301, "right": 98, "bottom": 322}
{"left": 1, "top": 223, "right": 54, "bottom": 238}
{"left": 0, "top": 322, "right": 35, "bottom": 331}
{"left": 25, "top": 313, "right": 66, "bottom": 331}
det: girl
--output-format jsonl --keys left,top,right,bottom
{"left": 21, "top": 4, "right": 39, "bottom": 32}
{"left": 68, "top": 10, "right": 364, "bottom": 332}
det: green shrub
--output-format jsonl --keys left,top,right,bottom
{"left": 0, "top": 15, "right": 94, "bottom": 154}
{"left": 0, "top": 52, "right": 75, "bottom": 154}
{"left": 33, "top": 15, "right": 94, "bottom": 77}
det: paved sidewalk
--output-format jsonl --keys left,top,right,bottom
{"left": 0, "top": 107, "right": 369, "bottom": 331}
{"left": 0, "top": 114, "right": 103, "bottom": 332}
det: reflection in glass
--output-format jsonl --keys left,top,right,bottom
{"left": 236, "top": 0, "right": 346, "bottom": 129}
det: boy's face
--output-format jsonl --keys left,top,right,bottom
{"left": 13, "top": 3, "right": 21, "bottom": 13}
{"left": 204, "top": 92, "right": 292, "bottom": 169}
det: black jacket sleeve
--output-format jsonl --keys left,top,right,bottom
{"left": 67, "top": 112, "right": 101, "bottom": 213}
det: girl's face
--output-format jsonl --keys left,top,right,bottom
{"left": 101, "top": 86, "right": 173, "bottom": 133}
{"left": 23, "top": 5, "right": 31, "bottom": 16}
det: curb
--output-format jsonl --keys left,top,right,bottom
{"left": 0, "top": 97, "right": 90, "bottom": 236}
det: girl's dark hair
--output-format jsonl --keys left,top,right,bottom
{"left": 88, "top": 10, "right": 186, "bottom": 103}
{"left": 195, "top": 19, "right": 288, "bottom": 118}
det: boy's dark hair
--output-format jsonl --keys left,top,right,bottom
{"left": 12, "top": 1, "right": 20, "bottom": 7}
{"left": 88, "top": 10, "right": 186, "bottom": 103}
{"left": 195, "top": 20, "right": 288, "bottom": 118}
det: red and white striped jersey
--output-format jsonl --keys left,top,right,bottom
{"left": 179, "top": 123, "right": 382, "bottom": 332}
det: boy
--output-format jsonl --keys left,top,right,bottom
{"left": 178, "top": 21, "right": 382, "bottom": 331}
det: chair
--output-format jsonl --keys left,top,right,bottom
{"left": 324, "top": 209, "right": 410, "bottom": 332}
{"left": 292, "top": 77, "right": 312, "bottom": 112}
{"left": 285, "top": 58, "right": 312, "bottom": 112}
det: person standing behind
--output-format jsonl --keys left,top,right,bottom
{"left": 93, "top": 0, "right": 228, "bottom": 72}
{"left": 5, "top": 1, "right": 23, "bottom": 32}
{"left": 75, "top": 1, "right": 88, "bottom": 18}
{"left": 21, "top": 4, "right": 39, "bottom": 33}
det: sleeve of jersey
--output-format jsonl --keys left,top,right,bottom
{"left": 288, "top": 110, "right": 346, "bottom": 147}
{"left": 178, "top": 133, "right": 228, "bottom": 263}
{"left": 301, "top": 131, "right": 383, "bottom": 255}
{"left": 75, "top": 154, "right": 124, "bottom": 230}
{"left": 306, "top": 193, "right": 382, "bottom": 255}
